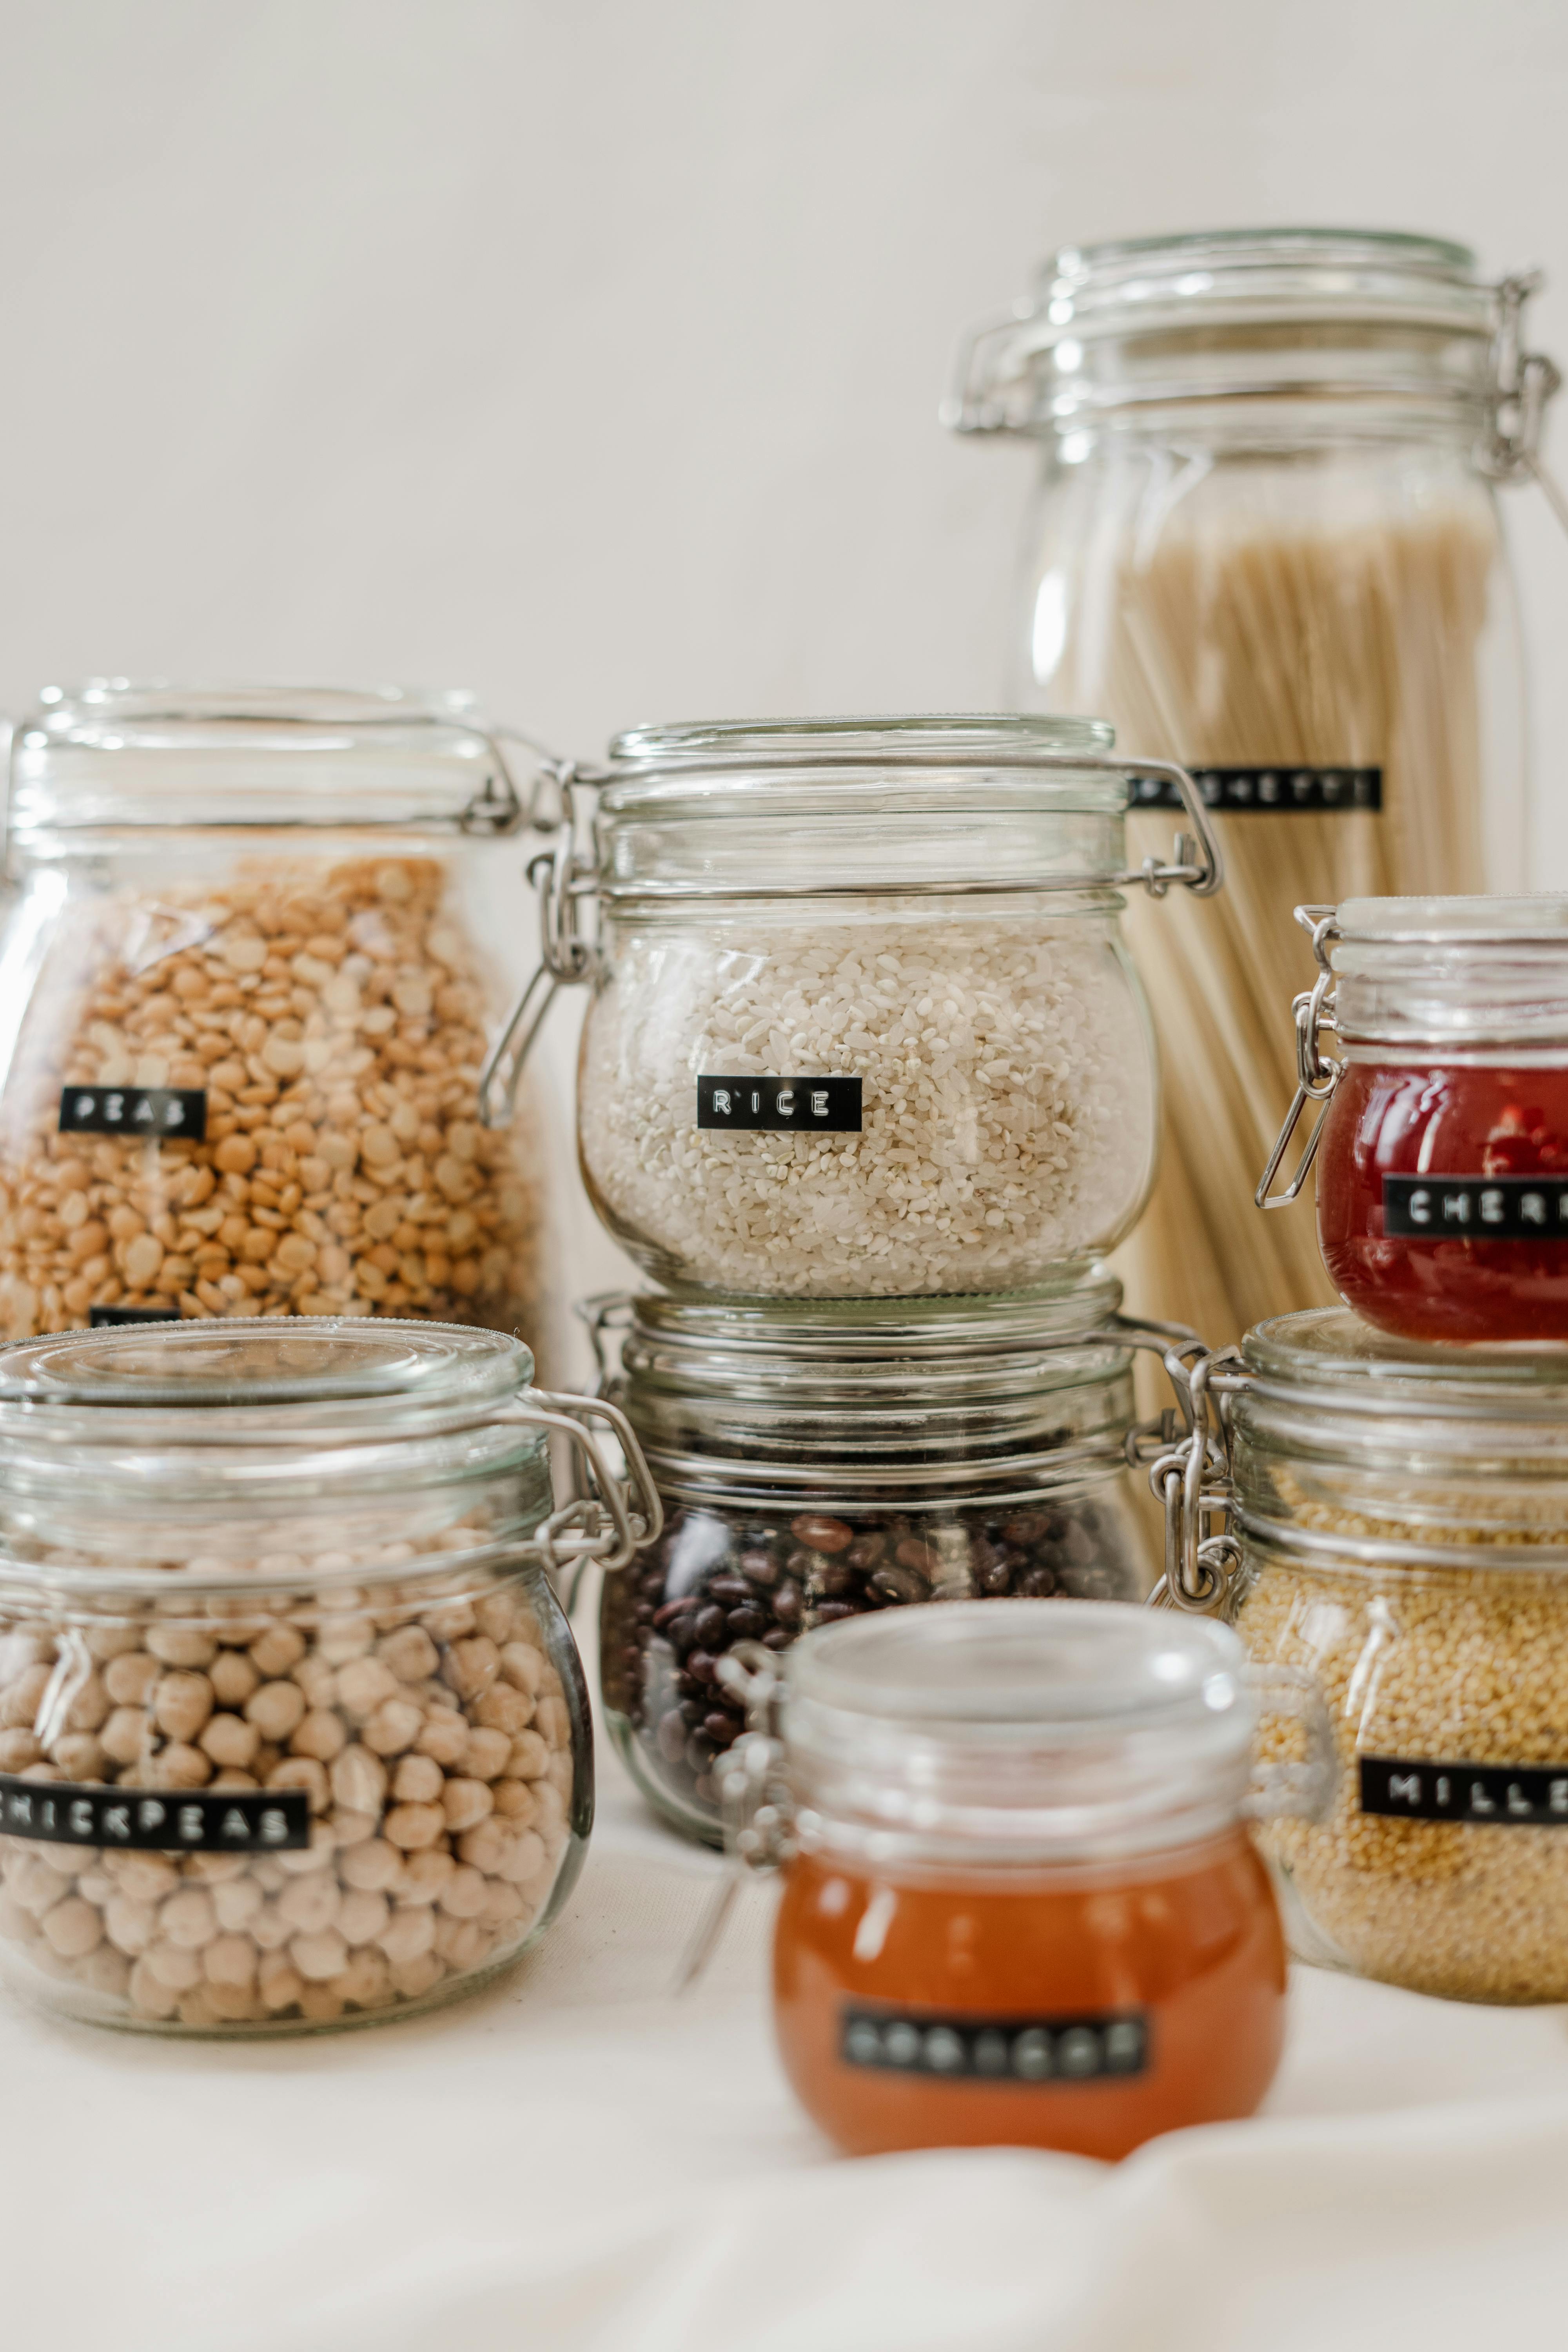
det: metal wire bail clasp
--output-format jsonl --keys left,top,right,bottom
{"left": 479, "top": 775, "right": 600, "bottom": 1130}
{"left": 1479, "top": 270, "right": 1568, "bottom": 535}
{"left": 1256, "top": 904, "right": 1344, "bottom": 1208}
{"left": 672, "top": 1644, "right": 795, "bottom": 1993}
{"left": 1147, "top": 1346, "right": 1243, "bottom": 1615}
{"left": 501, "top": 1387, "right": 662, "bottom": 1577}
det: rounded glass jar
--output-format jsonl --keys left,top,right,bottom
{"left": 488, "top": 715, "right": 1220, "bottom": 1298}
{"left": 1281, "top": 896, "right": 1568, "bottom": 1344}
{"left": 1212, "top": 1307, "right": 1568, "bottom": 2004}
{"left": 722, "top": 1601, "right": 1315, "bottom": 2161}
{"left": 0, "top": 1316, "right": 654, "bottom": 2034}
{"left": 593, "top": 1276, "right": 1160, "bottom": 1844}
{"left": 950, "top": 230, "right": 1551, "bottom": 1353}
{"left": 0, "top": 684, "right": 558, "bottom": 1354}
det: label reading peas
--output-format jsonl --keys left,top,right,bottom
{"left": 697, "top": 1075, "right": 861, "bottom": 1132}
{"left": 58, "top": 1085, "right": 208, "bottom": 1142}
{"left": 1129, "top": 766, "right": 1382, "bottom": 814}
{"left": 839, "top": 2004, "right": 1148, "bottom": 2083}
{"left": 0, "top": 1774, "right": 309, "bottom": 1852}
{"left": 1382, "top": 1175, "right": 1568, "bottom": 1241}
{"left": 1360, "top": 1756, "right": 1568, "bottom": 1824}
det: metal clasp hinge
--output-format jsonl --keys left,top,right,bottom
{"left": 1146, "top": 1345, "right": 1245, "bottom": 1615}
{"left": 1256, "top": 904, "right": 1343, "bottom": 1208}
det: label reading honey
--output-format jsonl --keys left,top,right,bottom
{"left": 58, "top": 1085, "right": 208, "bottom": 1142}
{"left": 0, "top": 1774, "right": 310, "bottom": 1853}
{"left": 1360, "top": 1756, "right": 1568, "bottom": 1825}
{"left": 839, "top": 2004, "right": 1148, "bottom": 2082}
{"left": 697, "top": 1075, "right": 862, "bottom": 1132}
{"left": 1381, "top": 1175, "right": 1568, "bottom": 1241}
{"left": 1129, "top": 766, "right": 1382, "bottom": 814}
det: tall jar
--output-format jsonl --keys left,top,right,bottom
{"left": 482, "top": 715, "right": 1220, "bottom": 1298}
{"left": 591, "top": 1276, "right": 1203, "bottom": 1844}
{"left": 715, "top": 1600, "right": 1328, "bottom": 2160}
{"left": 1160, "top": 1306, "right": 1568, "bottom": 2005}
{"left": 1258, "top": 895, "right": 1568, "bottom": 1344}
{"left": 949, "top": 230, "right": 1559, "bottom": 1354}
{"left": 0, "top": 1316, "right": 656, "bottom": 2034}
{"left": 0, "top": 684, "right": 561, "bottom": 1355}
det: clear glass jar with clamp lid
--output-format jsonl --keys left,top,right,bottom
{"left": 1258, "top": 895, "right": 1568, "bottom": 1343}
{"left": 1149, "top": 1305, "right": 1568, "bottom": 2005}
{"left": 948, "top": 231, "right": 1564, "bottom": 1354}
{"left": 584, "top": 1277, "right": 1212, "bottom": 1844}
{"left": 480, "top": 715, "right": 1222, "bottom": 1298}
{"left": 0, "top": 683, "right": 568, "bottom": 1355}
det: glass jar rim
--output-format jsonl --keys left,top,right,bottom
{"left": 10, "top": 680, "right": 536, "bottom": 835}
{"left": 783, "top": 1600, "right": 1254, "bottom": 1863}
{"left": 1243, "top": 1305, "right": 1568, "bottom": 1416}
{"left": 1335, "top": 893, "right": 1568, "bottom": 947}
{"left": 618, "top": 1273, "right": 1125, "bottom": 1359}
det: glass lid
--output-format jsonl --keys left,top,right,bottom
{"left": 621, "top": 1272, "right": 1125, "bottom": 1359}
{"left": 10, "top": 681, "right": 535, "bottom": 834}
{"left": 1335, "top": 894, "right": 1568, "bottom": 946}
{"left": 1243, "top": 1306, "right": 1568, "bottom": 1416}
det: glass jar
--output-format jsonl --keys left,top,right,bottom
{"left": 592, "top": 1275, "right": 1187, "bottom": 1844}
{"left": 716, "top": 1599, "right": 1328, "bottom": 2160}
{"left": 0, "top": 1316, "right": 657, "bottom": 2034}
{"left": 0, "top": 684, "right": 562, "bottom": 1356}
{"left": 1259, "top": 895, "right": 1568, "bottom": 1344}
{"left": 483, "top": 715, "right": 1221, "bottom": 1298}
{"left": 1161, "top": 1305, "right": 1568, "bottom": 2004}
{"left": 949, "top": 232, "right": 1559, "bottom": 1353}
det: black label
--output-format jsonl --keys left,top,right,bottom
{"left": 697, "top": 1075, "right": 862, "bottom": 1132}
{"left": 59, "top": 1086, "right": 207, "bottom": 1142}
{"left": 89, "top": 1306, "right": 180, "bottom": 1328}
{"left": 1130, "top": 766, "right": 1382, "bottom": 814}
{"left": 1360, "top": 1756, "right": 1568, "bottom": 1825}
{"left": 0, "top": 1774, "right": 310, "bottom": 1852}
{"left": 840, "top": 2004, "right": 1148, "bottom": 2083}
{"left": 1382, "top": 1174, "right": 1568, "bottom": 1241}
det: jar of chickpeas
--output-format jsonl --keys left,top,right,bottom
{"left": 0, "top": 684, "right": 563, "bottom": 1354}
{"left": 0, "top": 1316, "right": 656, "bottom": 2034}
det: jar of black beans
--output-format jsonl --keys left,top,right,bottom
{"left": 600, "top": 1486, "right": 1146, "bottom": 1843}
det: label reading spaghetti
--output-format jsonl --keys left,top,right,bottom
{"left": 1129, "top": 766, "right": 1382, "bottom": 814}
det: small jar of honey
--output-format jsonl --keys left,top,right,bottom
{"left": 717, "top": 1600, "right": 1332, "bottom": 2161}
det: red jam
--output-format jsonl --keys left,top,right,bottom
{"left": 1317, "top": 1060, "right": 1568, "bottom": 1343}
{"left": 773, "top": 1831, "right": 1285, "bottom": 2161}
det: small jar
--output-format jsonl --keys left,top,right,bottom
{"left": 592, "top": 1276, "right": 1170, "bottom": 1844}
{"left": 0, "top": 1316, "right": 655, "bottom": 2034}
{"left": 1161, "top": 1306, "right": 1568, "bottom": 2005}
{"left": 949, "top": 231, "right": 1561, "bottom": 1354}
{"left": 719, "top": 1600, "right": 1325, "bottom": 2161}
{"left": 1259, "top": 896, "right": 1568, "bottom": 1343}
{"left": 485, "top": 716, "right": 1220, "bottom": 1298}
{"left": 0, "top": 684, "right": 561, "bottom": 1353}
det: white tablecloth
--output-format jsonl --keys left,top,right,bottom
{"left": 8, "top": 1706, "right": 1568, "bottom": 2352}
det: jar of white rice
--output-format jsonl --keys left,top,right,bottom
{"left": 485, "top": 716, "right": 1220, "bottom": 1298}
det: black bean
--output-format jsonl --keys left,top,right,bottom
{"left": 706, "top": 1575, "right": 755, "bottom": 1605}
{"left": 703, "top": 1712, "right": 738, "bottom": 1747}
{"left": 726, "top": 1606, "right": 768, "bottom": 1640}
{"left": 871, "top": 1566, "right": 925, "bottom": 1604}
{"left": 761, "top": 1628, "right": 792, "bottom": 1651}
{"left": 846, "top": 1534, "right": 886, "bottom": 1570}
{"left": 1016, "top": 1566, "right": 1058, "bottom": 1598}
{"left": 791, "top": 1514, "right": 855, "bottom": 1553}
{"left": 652, "top": 1597, "right": 696, "bottom": 1630}
{"left": 772, "top": 1583, "right": 803, "bottom": 1627}
{"left": 740, "top": 1549, "right": 781, "bottom": 1587}
{"left": 811, "top": 1601, "right": 857, "bottom": 1624}
{"left": 684, "top": 1649, "right": 718, "bottom": 1684}
{"left": 693, "top": 1605, "right": 728, "bottom": 1650}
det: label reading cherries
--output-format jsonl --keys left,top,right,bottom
{"left": 1382, "top": 1175, "right": 1568, "bottom": 1241}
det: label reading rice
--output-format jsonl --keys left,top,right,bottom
{"left": 839, "top": 2004, "right": 1148, "bottom": 2082}
{"left": 1360, "top": 1757, "right": 1568, "bottom": 1824}
{"left": 58, "top": 1085, "right": 208, "bottom": 1141}
{"left": 1382, "top": 1176, "right": 1568, "bottom": 1240}
{"left": 697, "top": 1076, "right": 862, "bottom": 1131}
{"left": 1129, "top": 766, "right": 1382, "bottom": 814}
{"left": 0, "top": 1774, "right": 310, "bottom": 1852}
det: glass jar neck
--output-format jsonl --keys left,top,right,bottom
{"left": 1333, "top": 942, "right": 1568, "bottom": 1047}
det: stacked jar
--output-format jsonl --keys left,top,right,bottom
{"left": 1161, "top": 895, "right": 1568, "bottom": 2005}
{"left": 482, "top": 714, "right": 1228, "bottom": 1844}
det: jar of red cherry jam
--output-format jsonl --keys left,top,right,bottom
{"left": 715, "top": 1599, "right": 1331, "bottom": 2161}
{"left": 1259, "top": 897, "right": 1568, "bottom": 1343}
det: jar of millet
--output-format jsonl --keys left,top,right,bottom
{"left": 0, "top": 1316, "right": 657, "bottom": 2034}
{"left": 0, "top": 684, "right": 563, "bottom": 1356}
{"left": 716, "top": 1599, "right": 1328, "bottom": 2161}
{"left": 591, "top": 1276, "right": 1188, "bottom": 1846}
{"left": 1167, "top": 1304, "right": 1568, "bottom": 2005}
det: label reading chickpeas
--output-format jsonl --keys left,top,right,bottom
{"left": 1359, "top": 1757, "right": 1568, "bottom": 1824}
{"left": 696, "top": 1075, "right": 862, "bottom": 1132}
{"left": 0, "top": 1773, "right": 309, "bottom": 1851}
{"left": 840, "top": 2004, "right": 1148, "bottom": 2082}
{"left": 57, "top": 1085, "right": 209, "bottom": 1142}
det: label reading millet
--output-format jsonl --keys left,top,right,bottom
{"left": 839, "top": 2004, "right": 1148, "bottom": 2082}
{"left": 697, "top": 1075, "right": 861, "bottom": 1132}
{"left": 1359, "top": 1756, "right": 1568, "bottom": 1825}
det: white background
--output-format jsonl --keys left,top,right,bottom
{"left": 2, "top": 0, "right": 1567, "bottom": 1320}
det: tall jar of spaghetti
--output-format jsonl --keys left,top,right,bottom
{"left": 948, "top": 230, "right": 1558, "bottom": 1354}
{"left": 717, "top": 1599, "right": 1332, "bottom": 2161}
